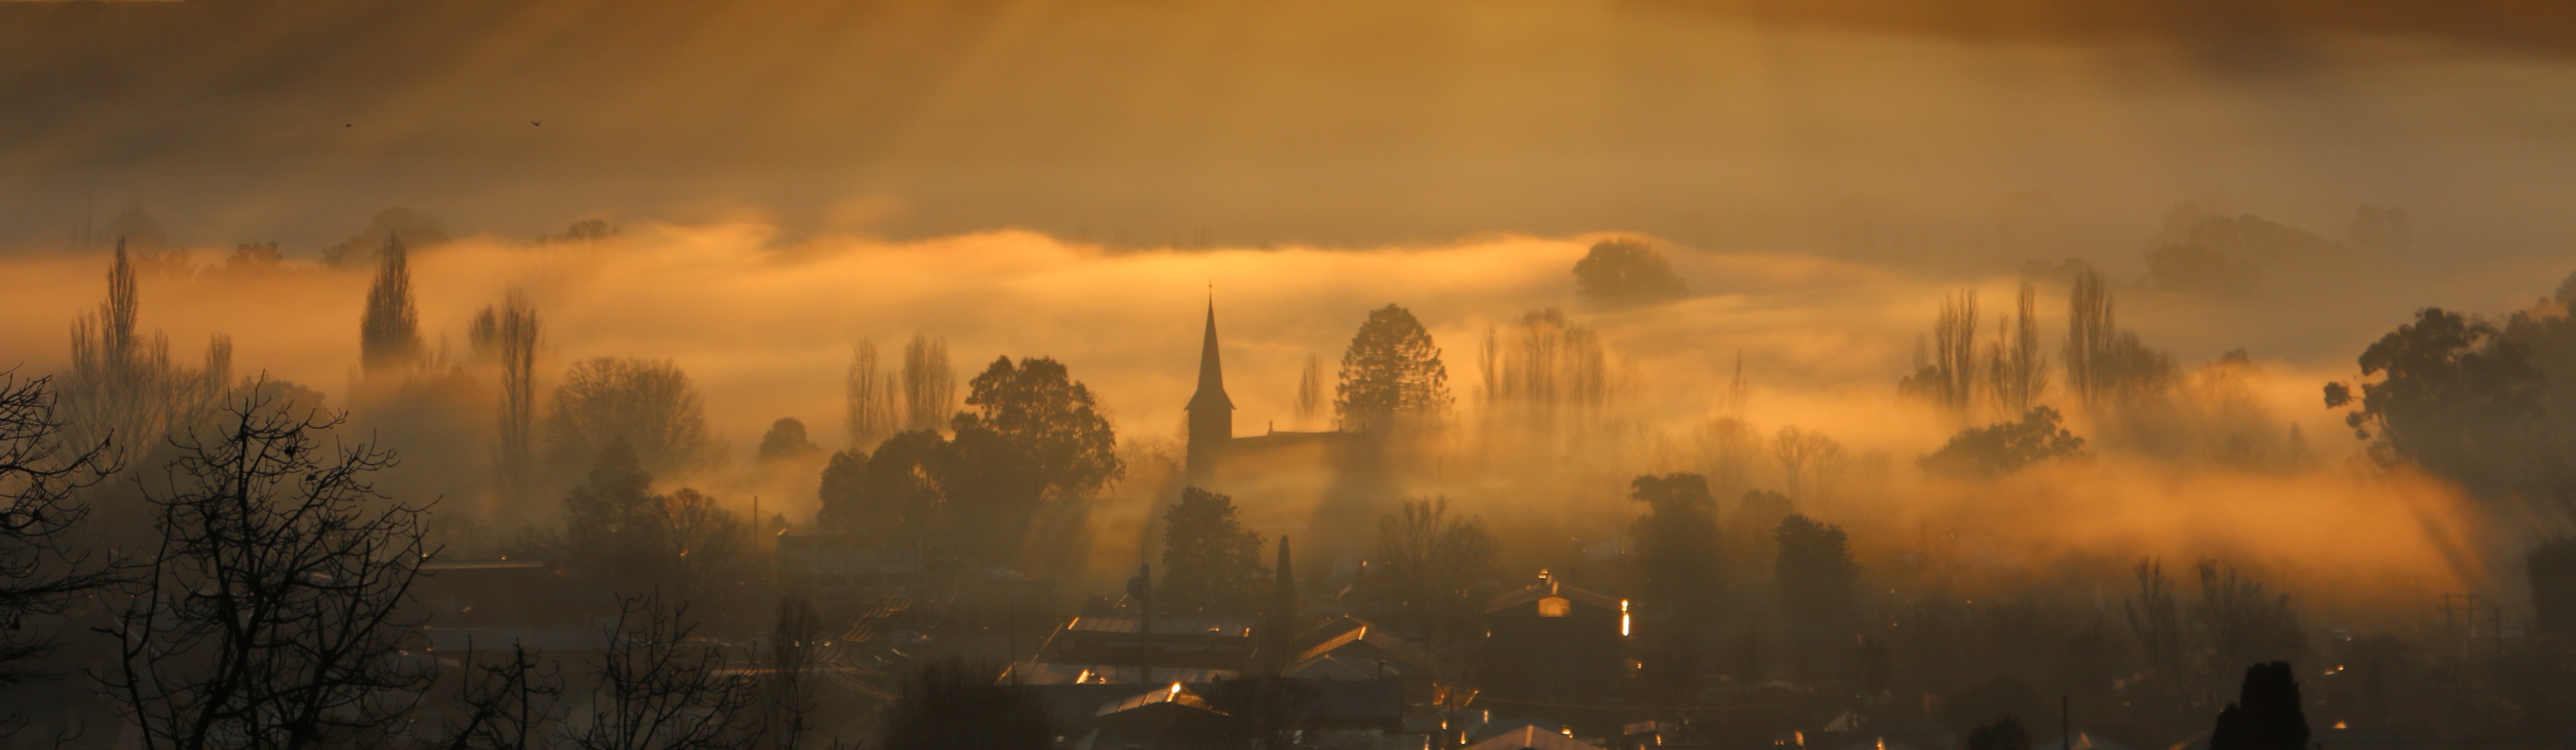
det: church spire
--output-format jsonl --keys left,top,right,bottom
{"left": 1186, "top": 300, "right": 1233, "bottom": 413}
{"left": 1185, "top": 298, "right": 1233, "bottom": 484}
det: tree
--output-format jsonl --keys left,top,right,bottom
{"left": 437, "top": 642, "right": 565, "bottom": 750}
{"left": 1199, "top": 678, "right": 1321, "bottom": 750}
{"left": 1918, "top": 406, "right": 2088, "bottom": 479}
{"left": 765, "top": 597, "right": 823, "bottom": 750}
{"left": 953, "top": 357, "right": 1122, "bottom": 502}
{"left": 1479, "top": 309, "right": 1613, "bottom": 433}
{"left": 2532, "top": 538, "right": 2576, "bottom": 636}
{"left": 1986, "top": 281, "right": 2049, "bottom": 415}
{"left": 2194, "top": 561, "right": 2306, "bottom": 683}
{"left": 2124, "top": 560, "right": 2189, "bottom": 709}
{"left": 324, "top": 207, "right": 449, "bottom": 268}
{"left": 1336, "top": 304, "right": 1453, "bottom": 432}
{"left": 1630, "top": 474, "right": 1721, "bottom": 619}
{"left": 1770, "top": 425, "right": 1848, "bottom": 503}
{"left": 881, "top": 659, "right": 1054, "bottom": 750}
{"left": 844, "top": 339, "right": 897, "bottom": 448}
{"left": 1368, "top": 497, "right": 1496, "bottom": 642}
{"left": 1900, "top": 290, "right": 1980, "bottom": 412}
{"left": 815, "top": 431, "right": 946, "bottom": 540}
{"left": 97, "top": 390, "right": 436, "bottom": 750}
{"left": 2208, "top": 661, "right": 2311, "bottom": 750}
{"left": 757, "top": 418, "right": 822, "bottom": 462}
{"left": 569, "top": 593, "right": 763, "bottom": 750}
{"left": 544, "top": 357, "right": 710, "bottom": 474}
{"left": 1294, "top": 354, "right": 1325, "bottom": 429}
{"left": 1161, "top": 487, "right": 1267, "bottom": 616}
{"left": 902, "top": 334, "right": 955, "bottom": 433}
{"left": 662, "top": 488, "right": 749, "bottom": 604}
{"left": 471, "top": 291, "right": 541, "bottom": 503}
{"left": 1775, "top": 514, "right": 1856, "bottom": 630}
{"left": 2324, "top": 308, "right": 2543, "bottom": 496}
{"left": 564, "top": 441, "right": 667, "bottom": 582}
{"left": 62, "top": 240, "right": 234, "bottom": 469}
{"left": 361, "top": 234, "right": 425, "bottom": 374}
{"left": 0, "top": 373, "right": 118, "bottom": 712}
{"left": 1572, "top": 238, "right": 1688, "bottom": 306}
{"left": 2065, "top": 270, "right": 2177, "bottom": 406}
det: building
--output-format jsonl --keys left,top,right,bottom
{"left": 1183, "top": 300, "right": 1361, "bottom": 492}
{"left": 1044, "top": 613, "right": 1259, "bottom": 673}
{"left": 774, "top": 534, "right": 922, "bottom": 598}
{"left": 1481, "top": 571, "right": 1627, "bottom": 727}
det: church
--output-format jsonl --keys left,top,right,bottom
{"left": 1178, "top": 302, "right": 1375, "bottom": 516}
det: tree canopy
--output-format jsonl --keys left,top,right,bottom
{"left": 1335, "top": 304, "right": 1452, "bottom": 432}
{"left": 1572, "top": 238, "right": 1688, "bottom": 306}
{"left": 1160, "top": 487, "right": 1267, "bottom": 616}
{"left": 1918, "top": 406, "right": 2089, "bottom": 478}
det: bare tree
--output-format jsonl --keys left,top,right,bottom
{"left": 1368, "top": 497, "right": 1496, "bottom": 644}
{"left": 472, "top": 291, "right": 542, "bottom": 504}
{"left": 438, "top": 642, "right": 565, "bottom": 750}
{"left": 2124, "top": 560, "right": 2188, "bottom": 710}
{"left": 901, "top": 334, "right": 954, "bottom": 433}
{"left": 1898, "top": 290, "right": 1981, "bottom": 414}
{"left": 1986, "top": 281, "right": 2049, "bottom": 415}
{"left": 2066, "top": 269, "right": 2113, "bottom": 406}
{"left": 0, "top": 373, "right": 120, "bottom": 732}
{"left": 2194, "top": 560, "right": 2306, "bottom": 686}
{"left": 63, "top": 240, "right": 233, "bottom": 467}
{"left": 544, "top": 358, "right": 710, "bottom": 474}
{"left": 764, "top": 597, "right": 823, "bottom": 750}
{"left": 361, "top": 235, "right": 425, "bottom": 374}
{"left": 96, "top": 389, "right": 436, "bottom": 750}
{"left": 570, "top": 593, "right": 762, "bottom": 750}
{"left": 843, "top": 340, "right": 898, "bottom": 448}
{"left": 1770, "top": 425, "right": 1848, "bottom": 504}
{"left": 1294, "top": 354, "right": 1324, "bottom": 430}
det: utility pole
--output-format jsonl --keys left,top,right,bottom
{"left": 1129, "top": 563, "right": 1154, "bottom": 685}
{"left": 2061, "top": 695, "right": 2070, "bottom": 750}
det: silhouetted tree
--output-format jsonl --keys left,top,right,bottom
{"left": 2065, "top": 270, "right": 2177, "bottom": 406}
{"left": 844, "top": 339, "right": 898, "bottom": 448}
{"left": 437, "top": 642, "right": 564, "bottom": 750}
{"left": 2532, "top": 538, "right": 2576, "bottom": 636}
{"left": 1479, "top": 308, "right": 1613, "bottom": 433}
{"left": 2324, "top": 308, "right": 2543, "bottom": 497}
{"left": 881, "top": 659, "right": 1054, "bottom": 750}
{"left": 62, "top": 240, "right": 234, "bottom": 468}
{"left": 765, "top": 597, "right": 823, "bottom": 750}
{"left": 2146, "top": 212, "right": 2346, "bottom": 295}
{"left": 945, "top": 357, "right": 1121, "bottom": 562}
{"left": 1572, "top": 238, "right": 1688, "bottom": 306}
{"left": 0, "top": 373, "right": 117, "bottom": 716}
{"left": 902, "top": 334, "right": 955, "bottom": 433}
{"left": 1770, "top": 425, "right": 1848, "bottom": 503}
{"left": 758, "top": 418, "right": 822, "bottom": 462}
{"left": 544, "top": 357, "right": 710, "bottom": 474}
{"left": 1986, "top": 281, "right": 2049, "bottom": 415}
{"left": 1918, "top": 406, "right": 2087, "bottom": 478}
{"left": 1369, "top": 497, "right": 1496, "bottom": 643}
{"left": 470, "top": 291, "right": 541, "bottom": 503}
{"left": 570, "top": 593, "right": 763, "bottom": 750}
{"left": 361, "top": 234, "right": 426, "bottom": 373}
{"left": 1775, "top": 514, "right": 1856, "bottom": 631}
{"left": 97, "top": 390, "right": 435, "bottom": 750}
{"left": 815, "top": 430, "right": 946, "bottom": 539}
{"left": 1295, "top": 354, "right": 1325, "bottom": 429}
{"left": 1631, "top": 474, "right": 1722, "bottom": 619}
{"left": 565, "top": 441, "right": 665, "bottom": 583}
{"left": 2124, "top": 560, "right": 2189, "bottom": 708}
{"left": 2195, "top": 561, "right": 2306, "bottom": 682}
{"left": 2208, "top": 661, "right": 2310, "bottom": 750}
{"left": 1901, "top": 290, "right": 1980, "bottom": 412}
{"left": 662, "top": 488, "right": 750, "bottom": 604}
{"left": 1161, "top": 487, "right": 1267, "bottom": 616}
{"left": 1336, "top": 304, "right": 1452, "bottom": 432}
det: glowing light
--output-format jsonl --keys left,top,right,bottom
{"left": 2334, "top": 722, "right": 2347, "bottom": 729}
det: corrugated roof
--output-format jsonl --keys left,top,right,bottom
{"left": 1067, "top": 615, "right": 1256, "bottom": 637}
{"left": 1465, "top": 726, "right": 1605, "bottom": 750}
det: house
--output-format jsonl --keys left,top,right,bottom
{"left": 1045, "top": 614, "right": 1259, "bottom": 672}
{"left": 1089, "top": 683, "right": 1239, "bottom": 746}
{"left": 1288, "top": 622, "right": 1434, "bottom": 679}
{"left": 1480, "top": 571, "right": 1626, "bottom": 721}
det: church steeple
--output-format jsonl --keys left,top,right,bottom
{"left": 1185, "top": 299, "right": 1233, "bottom": 484}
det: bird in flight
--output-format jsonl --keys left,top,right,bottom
{"left": 531, "top": 121, "right": 542, "bottom": 126}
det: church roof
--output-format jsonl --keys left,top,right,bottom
{"left": 1186, "top": 302, "right": 1234, "bottom": 413}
